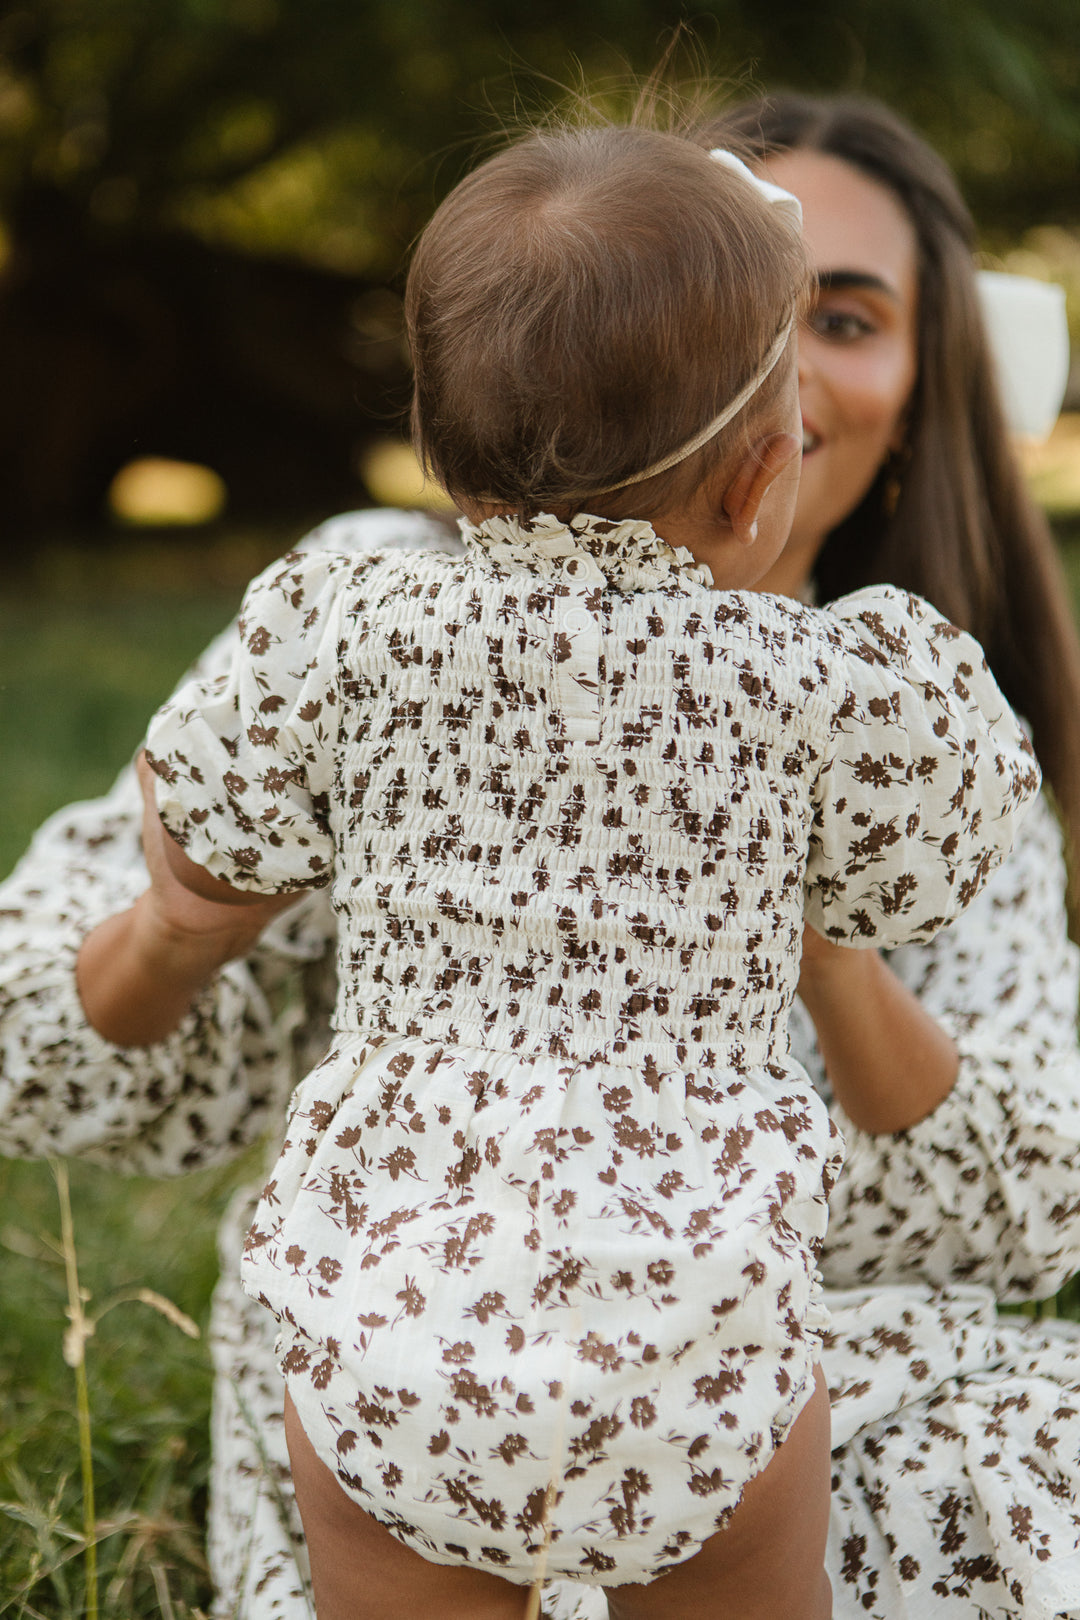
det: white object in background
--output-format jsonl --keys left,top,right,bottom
{"left": 976, "top": 269, "right": 1070, "bottom": 443}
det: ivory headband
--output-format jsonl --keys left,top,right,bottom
{"left": 578, "top": 149, "right": 804, "bottom": 499}
{"left": 583, "top": 310, "right": 796, "bottom": 497}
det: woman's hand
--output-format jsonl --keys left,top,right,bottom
{"left": 797, "top": 923, "right": 960, "bottom": 1133}
{"left": 76, "top": 755, "right": 300, "bottom": 1047}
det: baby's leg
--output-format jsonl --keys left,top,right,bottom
{"left": 285, "top": 1367, "right": 831, "bottom": 1620}
{"left": 604, "top": 1366, "right": 832, "bottom": 1620}
{"left": 284, "top": 1389, "right": 539, "bottom": 1619}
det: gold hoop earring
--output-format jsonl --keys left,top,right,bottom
{"left": 881, "top": 444, "right": 909, "bottom": 517}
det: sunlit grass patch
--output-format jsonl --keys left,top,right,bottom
{"left": 358, "top": 439, "right": 456, "bottom": 512}
{"left": 1021, "top": 412, "right": 1080, "bottom": 515}
{"left": 108, "top": 460, "right": 229, "bottom": 527}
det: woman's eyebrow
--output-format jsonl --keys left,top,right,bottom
{"left": 816, "top": 268, "right": 899, "bottom": 299}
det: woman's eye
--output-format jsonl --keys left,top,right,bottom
{"left": 805, "top": 308, "right": 875, "bottom": 342}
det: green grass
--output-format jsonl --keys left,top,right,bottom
{"left": 0, "top": 523, "right": 1078, "bottom": 1616}
{"left": 0, "top": 598, "right": 233, "bottom": 877}
{"left": 0, "top": 1156, "right": 255, "bottom": 1617}
{"left": 0, "top": 527, "right": 289, "bottom": 878}
{"left": 1054, "top": 516, "right": 1080, "bottom": 606}
{"left": 0, "top": 556, "right": 256, "bottom": 1618}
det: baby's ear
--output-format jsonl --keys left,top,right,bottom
{"left": 721, "top": 433, "right": 801, "bottom": 545}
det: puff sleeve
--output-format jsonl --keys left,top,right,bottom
{"left": 145, "top": 547, "right": 357, "bottom": 893}
{"left": 805, "top": 586, "right": 1040, "bottom": 947}
{"left": 812, "top": 791, "right": 1080, "bottom": 1299}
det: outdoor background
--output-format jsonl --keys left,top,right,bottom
{"left": 2, "top": 1, "right": 1080, "bottom": 1614}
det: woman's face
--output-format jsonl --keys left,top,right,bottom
{"left": 756, "top": 148, "right": 920, "bottom": 597}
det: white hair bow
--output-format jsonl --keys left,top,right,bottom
{"left": 708, "top": 148, "right": 804, "bottom": 232}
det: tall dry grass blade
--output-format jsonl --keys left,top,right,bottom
{"left": 524, "top": 1485, "right": 557, "bottom": 1620}
{"left": 150, "top": 1561, "right": 177, "bottom": 1620}
{"left": 93, "top": 1288, "right": 200, "bottom": 1339}
{"left": 50, "top": 1159, "right": 98, "bottom": 1620}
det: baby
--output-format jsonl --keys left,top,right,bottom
{"left": 79, "top": 122, "right": 1039, "bottom": 1619}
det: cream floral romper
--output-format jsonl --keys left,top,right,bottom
{"left": 146, "top": 511, "right": 1038, "bottom": 1589}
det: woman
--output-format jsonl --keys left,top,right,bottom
{"left": 2, "top": 93, "right": 1080, "bottom": 1619}
{"left": 693, "top": 92, "right": 1080, "bottom": 1620}
{"left": 559, "top": 92, "right": 1080, "bottom": 1620}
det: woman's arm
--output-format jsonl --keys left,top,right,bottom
{"left": 806, "top": 792, "right": 1080, "bottom": 1299}
{"left": 0, "top": 509, "right": 456, "bottom": 1173}
{"left": 0, "top": 763, "right": 335, "bottom": 1172}
{"left": 77, "top": 757, "right": 299, "bottom": 1048}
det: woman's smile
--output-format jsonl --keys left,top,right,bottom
{"left": 756, "top": 149, "right": 920, "bottom": 596}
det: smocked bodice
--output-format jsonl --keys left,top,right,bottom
{"left": 148, "top": 512, "right": 1039, "bottom": 1074}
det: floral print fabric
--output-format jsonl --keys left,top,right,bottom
{"left": 252, "top": 1035, "right": 836, "bottom": 1584}
{"left": 1, "top": 510, "right": 1075, "bottom": 1613}
{"left": 142, "top": 510, "right": 1036, "bottom": 1586}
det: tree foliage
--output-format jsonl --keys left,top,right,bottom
{"left": 1, "top": 0, "right": 1078, "bottom": 533}
{"left": 4, "top": 0, "right": 1078, "bottom": 265}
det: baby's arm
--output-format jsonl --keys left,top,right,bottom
{"left": 77, "top": 756, "right": 297, "bottom": 1047}
{"left": 798, "top": 586, "right": 1041, "bottom": 1132}
{"left": 80, "top": 543, "right": 361, "bottom": 1044}
{"left": 796, "top": 926, "right": 958, "bottom": 1132}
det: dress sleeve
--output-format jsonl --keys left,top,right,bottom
{"left": 816, "top": 791, "right": 1080, "bottom": 1300}
{"left": 145, "top": 547, "right": 357, "bottom": 893}
{"left": 806, "top": 586, "right": 1041, "bottom": 947}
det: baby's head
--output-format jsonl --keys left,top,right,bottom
{"left": 406, "top": 124, "right": 808, "bottom": 544}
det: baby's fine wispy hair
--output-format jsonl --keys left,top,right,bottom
{"left": 406, "top": 121, "right": 808, "bottom": 521}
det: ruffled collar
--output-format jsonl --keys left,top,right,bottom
{"left": 459, "top": 510, "right": 714, "bottom": 591}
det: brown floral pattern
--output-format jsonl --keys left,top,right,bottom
{"left": 141, "top": 510, "right": 1036, "bottom": 1587}
{"left": 2, "top": 511, "right": 1072, "bottom": 1614}
{"left": 197, "top": 805, "right": 1080, "bottom": 1620}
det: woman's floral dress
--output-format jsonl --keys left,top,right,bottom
{"left": 138, "top": 510, "right": 1036, "bottom": 1589}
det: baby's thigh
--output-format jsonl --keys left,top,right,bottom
{"left": 604, "top": 1367, "right": 832, "bottom": 1620}
{"left": 283, "top": 1390, "right": 535, "bottom": 1620}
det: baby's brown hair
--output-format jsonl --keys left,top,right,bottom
{"left": 405, "top": 123, "right": 807, "bottom": 521}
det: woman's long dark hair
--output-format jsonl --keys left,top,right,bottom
{"left": 704, "top": 93, "right": 1080, "bottom": 891}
